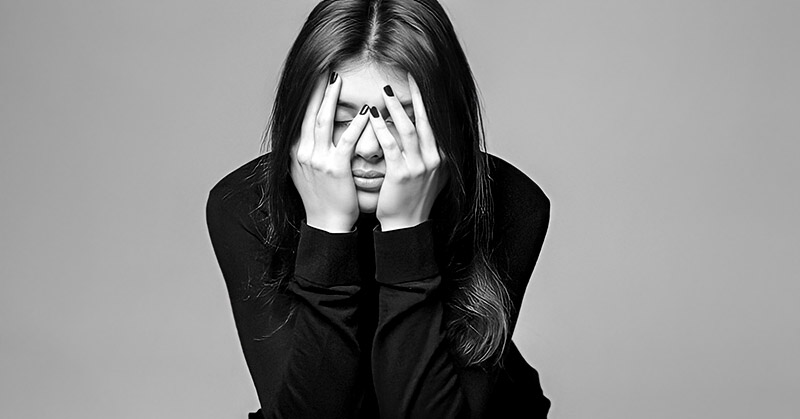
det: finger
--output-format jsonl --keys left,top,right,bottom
{"left": 407, "top": 73, "right": 437, "bottom": 156}
{"left": 297, "top": 74, "right": 328, "bottom": 158}
{"left": 367, "top": 106, "right": 404, "bottom": 164}
{"left": 313, "top": 71, "right": 342, "bottom": 152}
{"left": 334, "top": 104, "right": 371, "bottom": 155}
{"left": 382, "top": 84, "right": 421, "bottom": 159}
{"left": 289, "top": 140, "right": 304, "bottom": 182}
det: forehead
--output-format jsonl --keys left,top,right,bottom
{"left": 333, "top": 62, "right": 410, "bottom": 110}
{"left": 334, "top": 61, "right": 407, "bottom": 86}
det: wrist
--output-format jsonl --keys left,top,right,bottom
{"left": 306, "top": 215, "right": 356, "bottom": 233}
{"left": 296, "top": 221, "right": 360, "bottom": 285}
{"left": 378, "top": 217, "right": 425, "bottom": 232}
{"left": 373, "top": 219, "right": 438, "bottom": 284}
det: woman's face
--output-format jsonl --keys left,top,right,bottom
{"left": 331, "top": 61, "right": 416, "bottom": 214}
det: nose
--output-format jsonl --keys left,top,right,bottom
{"left": 354, "top": 123, "right": 383, "bottom": 162}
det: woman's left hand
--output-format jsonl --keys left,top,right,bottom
{"left": 370, "top": 73, "right": 447, "bottom": 231}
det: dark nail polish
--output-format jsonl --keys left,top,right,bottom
{"left": 383, "top": 85, "right": 394, "bottom": 97}
{"left": 329, "top": 71, "right": 338, "bottom": 85}
{"left": 369, "top": 106, "right": 379, "bottom": 118}
{"left": 360, "top": 104, "right": 370, "bottom": 115}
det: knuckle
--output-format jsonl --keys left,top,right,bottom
{"left": 294, "top": 149, "right": 310, "bottom": 164}
{"left": 380, "top": 137, "right": 396, "bottom": 150}
{"left": 308, "top": 156, "right": 324, "bottom": 170}
{"left": 307, "top": 156, "right": 340, "bottom": 176}
{"left": 399, "top": 171, "right": 413, "bottom": 182}
{"left": 408, "top": 162, "right": 426, "bottom": 176}
{"left": 315, "top": 115, "right": 330, "bottom": 129}
{"left": 397, "top": 125, "right": 415, "bottom": 138}
{"left": 337, "top": 133, "right": 354, "bottom": 145}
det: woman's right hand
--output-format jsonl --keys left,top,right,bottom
{"left": 290, "top": 72, "right": 370, "bottom": 233}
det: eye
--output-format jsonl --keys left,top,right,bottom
{"left": 334, "top": 120, "right": 352, "bottom": 128}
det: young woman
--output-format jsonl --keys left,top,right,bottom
{"left": 206, "top": 1, "right": 551, "bottom": 417}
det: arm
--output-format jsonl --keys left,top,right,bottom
{"left": 365, "top": 75, "right": 465, "bottom": 418}
{"left": 369, "top": 156, "right": 553, "bottom": 419}
{"left": 206, "top": 179, "right": 363, "bottom": 419}
{"left": 210, "top": 72, "right": 371, "bottom": 417}
{"left": 276, "top": 221, "right": 364, "bottom": 418}
{"left": 370, "top": 221, "right": 467, "bottom": 419}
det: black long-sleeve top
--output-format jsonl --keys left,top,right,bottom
{"left": 206, "top": 153, "right": 551, "bottom": 418}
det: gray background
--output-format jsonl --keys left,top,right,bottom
{"left": 1, "top": 0, "right": 798, "bottom": 418}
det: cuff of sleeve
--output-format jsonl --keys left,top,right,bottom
{"left": 295, "top": 220, "right": 360, "bottom": 286}
{"left": 373, "top": 220, "right": 439, "bottom": 284}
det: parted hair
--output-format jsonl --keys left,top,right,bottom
{"left": 249, "top": 0, "right": 512, "bottom": 367}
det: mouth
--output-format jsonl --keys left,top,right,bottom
{"left": 352, "top": 169, "right": 384, "bottom": 192}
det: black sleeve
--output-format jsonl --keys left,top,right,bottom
{"left": 206, "top": 178, "right": 364, "bottom": 419}
{"left": 370, "top": 221, "right": 468, "bottom": 419}
{"left": 369, "top": 158, "right": 552, "bottom": 419}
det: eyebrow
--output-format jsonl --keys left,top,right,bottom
{"left": 337, "top": 99, "right": 414, "bottom": 112}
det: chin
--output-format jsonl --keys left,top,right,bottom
{"left": 356, "top": 190, "right": 379, "bottom": 214}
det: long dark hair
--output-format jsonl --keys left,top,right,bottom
{"left": 249, "top": 0, "right": 511, "bottom": 367}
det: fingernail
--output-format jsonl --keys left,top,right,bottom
{"left": 369, "top": 106, "right": 379, "bottom": 118}
{"left": 359, "top": 104, "right": 370, "bottom": 115}
{"left": 383, "top": 85, "right": 394, "bottom": 97}
{"left": 329, "top": 71, "right": 338, "bottom": 85}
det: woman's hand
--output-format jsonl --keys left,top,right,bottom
{"left": 290, "top": 72, "right": 370, "bottom": 233}
{"left": 370, "top": 73, "right": 447, "bottom": 231}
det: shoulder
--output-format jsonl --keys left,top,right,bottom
{"left": 208, "top": 153, "right": 267, "bottom": 208}
{"left": 206, "top": 153, "right": 269, "bottom": 236}
{"left": 484, "top": 154, "right": 551, "bottom": 305}
{"left": 486, "top": 153, "right": 551, "bottom": 224}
